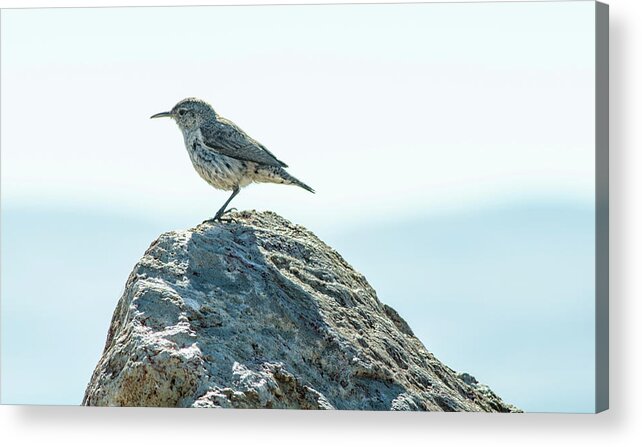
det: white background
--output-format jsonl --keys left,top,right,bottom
{"left": 0, "top": 0, "right": 640, "bottom": 446}
{"left": 1, "top": 0, "right": 599, "bottom": 412}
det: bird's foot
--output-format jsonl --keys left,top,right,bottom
{"left": 204, "top": 208, "right": 238, "bottom": 224}
{"left": 223, "top": 207, "right": 238, "bottom": 215}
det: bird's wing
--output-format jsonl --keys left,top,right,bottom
{"left": 200, "top": 118, "right": 288, "bottom": 168}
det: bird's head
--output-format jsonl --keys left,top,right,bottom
{"left": 150, "top": 97, "right": 215, "bottom": 131}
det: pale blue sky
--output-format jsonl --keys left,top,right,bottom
{"left": 1, "top": 1, "right": 597, "bottom": 411}
{"left": 1, "top": 1, "right": 595, "bottom": 227}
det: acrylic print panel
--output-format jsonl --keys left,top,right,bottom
{"left": 0, "top": 1, "right": 608, "bottom": 412}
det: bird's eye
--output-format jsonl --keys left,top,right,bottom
{"left": 178, "top": 109, "right": 186, "bottom": 116}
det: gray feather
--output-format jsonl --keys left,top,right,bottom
{"left": 200, "top": 117, "right": 288, "bottom": 168}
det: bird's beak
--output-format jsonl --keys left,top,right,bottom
{"left": 150, "top": 111, "right": 172, "bottom": 119}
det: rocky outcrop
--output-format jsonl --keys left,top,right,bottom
{"left": 83, "top": 211, "right": 519, "bottom": 411}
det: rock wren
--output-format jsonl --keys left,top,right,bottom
{"left": 151, "top": 97, "right": 314, "bottom": 221}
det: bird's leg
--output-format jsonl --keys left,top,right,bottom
{"left": 212, "top": 187, "right": 240, "bottom": 221}
{"left": 216, "top": 207, "right": 238, "bottom": 222}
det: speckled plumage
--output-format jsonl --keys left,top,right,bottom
{"left": 151, "top": 98, "right": 314, "bottom": 220}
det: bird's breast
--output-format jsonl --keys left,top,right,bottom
{"left": 184, "top": 138, "right": 250, "bottom": 191}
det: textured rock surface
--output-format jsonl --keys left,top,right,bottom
{"left": 83, "top": 211, "right": 519, "bottom": 411}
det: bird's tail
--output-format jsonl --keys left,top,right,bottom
{"left": 281, "top": 170, "right": 315, "bottom": 193}
{"left": 291, "top": 177, "right": 315, "bottom": 194}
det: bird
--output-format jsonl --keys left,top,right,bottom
{"left": 151, "top": 98, "right": 314, "bottom": 221}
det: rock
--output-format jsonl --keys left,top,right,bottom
{"left": 83, "top": 210, "right": 519, "bottom": 411}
